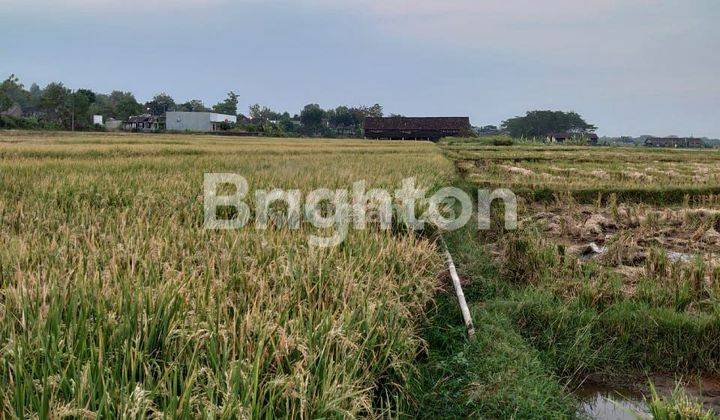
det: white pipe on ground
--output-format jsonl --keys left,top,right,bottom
{"left": 440, "top": 237, "right": 476, "bottom": 339}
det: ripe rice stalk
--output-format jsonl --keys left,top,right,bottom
{"left": 0, "top": 132, "right": 454, "bottom": 418}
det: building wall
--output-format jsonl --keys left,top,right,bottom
{"left": 363, "top": 117, "right": 470, "bottom": 141}
{"left": 105, "top": 119, "right": 122, "bottom": 131}
{"left": 166, "top": 112, "right": 237, "bottom": 132}
{"left": 364, "top": 129, "right": 462, "bottom": 141}
{"left": 209, "top": 113, "right": 237, "bottom": 123}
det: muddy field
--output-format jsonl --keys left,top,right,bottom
{"left": 450, "top": 142, "right": 720, "bottom": 303}
{"left": 521, "top": 199, "right": 720, "bottom": 280}
{"left": 442, "top": 140, "right": 720, "bottom": 417}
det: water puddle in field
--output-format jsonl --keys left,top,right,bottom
{"left": 577, "top": 242, "right": 607, "bottom": 261}
{"left": 576, "top": 383, "right": 649, "bottom": 419}
{"left": 576, "top": 377, "right": 720, "bottom": 419}
{"left": 666, "top": 251, "right": 694, "bottom": 263}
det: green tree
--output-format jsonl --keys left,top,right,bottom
{"left": 300, "top": 103, "right": 325, "bottom": 134}
{"left": 248, "top": 104, "right": 267, "bottom": 121}
{"left": 70, "top": 89, "right": 96, "bottom": 129}
{"left": 0, "top": 74, "right": 30, "bottom": 111}
{"left": 366, "top": 103, "right": 383, "bottom": 118}
{"left": 328, "top": 106, "right": 356, "bottom": 128}
{"left": 278, "top": 115, "right": 297, "bottom": 133}
{"left": 501, "top": 110, "right": 596, "bottom": 138}
{"left": 108, "top": 91, "right": 143, "bottom": 120}
{"left": 348, "top": 104, "right": 383, "bottom": 127}
{"left": 75, "top": 88, "right": 96, "bottom": 105}
{"left": 178, "top": 99, "right": 209, "bottom": 112}
{"left": 39, "top": 82, "right": 72, "bottom": 126}
{"left": 89, "top": 93, "right": 115, "bottom": 119}
{"left": 248, "top": 104, "right": 285, "bottom": 122}
{"left": 145, "top": 93, "right": 176, "bottom": 116}
{"left": 212, "top": 91, "right": 238, "bottom": 115}
{"left": 28, "top": 83, "right": 42, "bottom": 106}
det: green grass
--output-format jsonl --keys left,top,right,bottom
{"left": 407, "top": 203, "right": 577, "bottom": 419}
{"left": 648, "top": 382, "right": 716, "bottom": 419}
{"left": 410, "top": 296, "right": 576, "bottom": 419}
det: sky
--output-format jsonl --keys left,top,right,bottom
{"left": 1, "top": 0, "right": 718, "bottom": 137}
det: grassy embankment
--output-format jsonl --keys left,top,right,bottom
{"left": 0, "top": 131, "right": 457, "bottom": 417}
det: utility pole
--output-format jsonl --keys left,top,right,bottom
{"left": 71, "top": 91, "right": 75, "bottom": 132}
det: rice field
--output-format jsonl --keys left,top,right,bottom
{"left": 0, "top": 131, "right": 455, "bottom": 417}
{"left": 440, "top": 140, "right": 720, "bottom": 418}
{"left": 448, "top": 143, "right": 720, "bottom": 202}
{"left": 447, "top": 141, "right": 720, "bottom": 309}
{"left": 4, "top": 131, "right": 720, "bottom": 418}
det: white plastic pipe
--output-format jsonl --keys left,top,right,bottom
{"left": 441, "top": 237, "right": 476, "bottom": 339}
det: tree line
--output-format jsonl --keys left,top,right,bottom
{"left": 0, "top": 74, "right": 385, "bottom": 136}
{"left": 1, "top": 74, "right": 601, "bottom": 138}
{"left": 476, "top": 112, "right": 598, "bottom": 140}
{"left": 500, "top": 110, "right": 597, "bottom": 139}
{"left": 0, "top": 74, "right": 147, "bottom": 130}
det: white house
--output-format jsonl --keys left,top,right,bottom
{"left": 166, "top": 111, "right": 237, "bottom": 132}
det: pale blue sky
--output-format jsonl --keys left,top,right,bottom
{"left": 1, "top": 0, "right": 718, "bottom": 137}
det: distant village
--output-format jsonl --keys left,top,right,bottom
{"left": 96, "top": 113, "right": 476, "bottom": 142}
{"left": 108, "top": 114, "right": 713, "bottom": 148}
{"left": 1, "top": 74, "right": 717, "bottom": 147}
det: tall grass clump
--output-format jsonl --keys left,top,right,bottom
{"left": 648, "top": 382, "right": 716, "bottom": 420}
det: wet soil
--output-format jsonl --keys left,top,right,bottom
{"left": 520, "top": 204, "right": 720, "bottom": 280}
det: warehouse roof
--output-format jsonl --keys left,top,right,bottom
{"left": 364, "top": 117, "right": 470, "bottom": 130}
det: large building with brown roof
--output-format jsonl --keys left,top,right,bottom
{"left": 363, "top": 117, "right": 471, "bottom": 141}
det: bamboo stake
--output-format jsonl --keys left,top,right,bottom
{"left": 440, "top": 236, "right": 475, "bottom": 339}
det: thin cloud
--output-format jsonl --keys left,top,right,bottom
{"left": 0, "top": 0, "right": 229, "bottom": 13}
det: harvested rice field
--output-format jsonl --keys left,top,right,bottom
{"left": 433, "top": 139, "right": 720, "bottom": 418}
{"left": 448, "top": 143, "right": 720, "bottom": 203}
{"left": 505, "top": 195, "right": 720, "bottom": 281}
